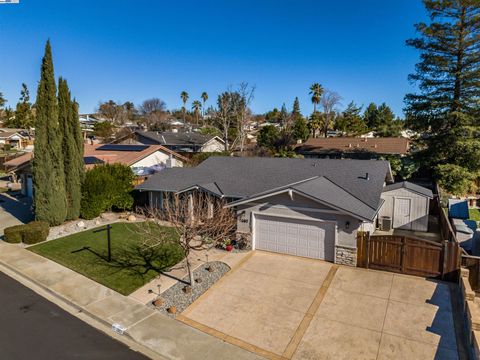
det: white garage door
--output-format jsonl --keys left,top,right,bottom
{"left": 254, "top": 214, "right": 336, "bottom": 261}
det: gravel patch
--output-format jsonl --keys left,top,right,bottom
{"left": 152, "top": 261, "right": 230, "bottom": 317}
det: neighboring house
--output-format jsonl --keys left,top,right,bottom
{"left": 0, "top": 129, "right": 33, "bottom": 150}
{"left": 4, "top": 143, "right": 187, "bottom": 198}
{"left": 378, "top": 181, "right": 433, "bottom": 232}
{"left": 136, "top": 156, "right": 395, "bottom": 266}
{"left": 296, "top": 137, "right": 410, "bottom": 159}
{"left": 116, "top": 131, "right": 225, "bottom": 153}
{"left": 3, "top": 152, "right": 33, "bottom": 198}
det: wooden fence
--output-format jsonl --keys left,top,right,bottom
{"left": 461, "top": 252, "right": 480, "bottom": 291}
{"left": 357, "top": 232, "right": 460, "bottom": 280}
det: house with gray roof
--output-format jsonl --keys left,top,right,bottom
{"left": 118, "top": 130, "right": 225, "bottom": 154}
{"left": 137, "top": 156, "right": 402, "bottom": 266}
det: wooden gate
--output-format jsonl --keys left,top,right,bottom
{"left": 357, "top": 232, "right": 460, "bottom": 279}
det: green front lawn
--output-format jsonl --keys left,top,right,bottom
{"left": 29, "top": 222, "right": 184, "bottom": 295}
{"left": 469, "top": 209, "right": 480, "bottom": 222}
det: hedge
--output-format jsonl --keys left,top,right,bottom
{"left": 3, "top": 221, "right": 50, "bottom": 245}
{"left": 81, "top": 164, "right": 134, "bottom": 219}
{"left": 23, "top": 221, "right": 50, "bottom": 245}
{"left": 3, "top": 225, "right": 24, "bottom": 243}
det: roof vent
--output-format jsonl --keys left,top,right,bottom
{"left": 365, "top": 172, "right": 369, "bottom": 180}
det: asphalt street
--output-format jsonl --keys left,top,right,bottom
{"left": 0, "top": 271, "right": 150, "bottom": 359}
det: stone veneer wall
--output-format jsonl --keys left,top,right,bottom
{"left": 236, "top": 231, "right": 252, "bottom": 250}
{"left": 335, "top": 245, "right": 357, "bottom": 267}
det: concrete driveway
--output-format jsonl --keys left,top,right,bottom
{"left": 0, "top": 192, "right": 33, "bottom": 237}
{"left": 181, "top": 251, "right": 460, "bottom": 360}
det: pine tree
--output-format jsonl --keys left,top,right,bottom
{"left": 0, "top": 92, "right": 6, "bottom": 108}
{"left": 58, "top": 78, "right": 83, "bottom": 220}
{"left": 405, "top": 0, "right": 480, "bottom": 192}
{"left": 14, "top": 83, "right": 35, "bottom": 129}
{"left": 292, "top": 97, "right": 301, "bottom": 118}
{"left": 33, "top": 40, "right": 67, "bottom": 225}
{"left": 0, "top": 92, "right": 7, "bottom": 124}
{"left": 337, "top": 102, "right": 367, "bottom": 136}
{"left": 363, "top": 103, "right": 379, "bottom": 130}
{"left": 292, "top": 117, "right": 309, "bottom": 142}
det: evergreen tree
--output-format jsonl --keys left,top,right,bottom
{"left": 292, "top": 117, "right": 309, "bottom": 142}
{"left": 14, "top": 83, "right": 35, "bottom": 129}
{"left": 58, "top": 78, "right": 83, "bottom": 220}
{"left": 405, "top": 0, "right": 480, "bottom": 192}
{"left": 363, "top": 103, "right": 379, "bottom": 130}
{"left": 279, "top": 103, "right": 289, "bottom": 127}
{"left": 292, "top": 97, "right": 301, "bottom": 118}
{"left": 0, "top": 92, "right": 7, "bottom": 124}
{"left": 0, "top": 92, "right": 6, "bottom": 109}
{"left": 336, "top": 102, "right": 367, "bottom": 136}
{"left": 33, "top": 40, "right": 67, "bottom": 225}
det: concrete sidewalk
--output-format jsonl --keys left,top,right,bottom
{"left": 0, "top": 241, "right": 262, "bottom": 360}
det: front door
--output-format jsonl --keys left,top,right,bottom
{"left": 393, "top": 197, "right": 411, "bottom": 229}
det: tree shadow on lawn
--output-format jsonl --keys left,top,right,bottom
{"left": 71, "top": 242, "right": 187, "bottom": 290}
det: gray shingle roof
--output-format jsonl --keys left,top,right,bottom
{"left": 137, "top": 131, "right": 218, "bottom": 146}
{"left": 382, "top": 181, "right": 433, "bottom": 198}
{"left": 137, "top": 157, "right": 392, "bottom": 221}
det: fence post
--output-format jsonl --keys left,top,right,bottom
{"left": 365, "top": 232, "right": 370, "bottom": 269}
{"left": 441, "top": 240, "right": 448, "bottom": 280}
{"left": 400, "top": 236, "right": 406, "bottom": 273}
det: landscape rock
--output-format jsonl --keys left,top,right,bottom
{"left": 155, "top": 261, "right": 230, "bottom": 317}
{"left": 127, "top": 215, "right": 136, "bottom": 222}
{"left": 76, "top": 221, "right": 85, "bottom": 228}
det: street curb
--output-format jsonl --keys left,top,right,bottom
{"left": 0, "top": 257, "right": 164, "bottom": 359}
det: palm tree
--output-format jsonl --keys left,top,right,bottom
{"left": 180, "top": 91, "right": 189, "bottom": 123}
{"left": 201, "top": 91, "right": 208, "bottom": 118}
{"left": 309, "top": 83, "right": 323, "bottom": 113}
{"left": 191, "top": 100, "right": 202, "bottom": 125}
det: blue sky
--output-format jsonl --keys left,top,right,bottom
{"left": 0, "top": 0, "right": 427, "bottom": 117}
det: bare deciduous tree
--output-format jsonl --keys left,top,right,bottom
{"left": 137, "top": 192, "right": 237, "bottom": 286}
{"left": 139, "top": 98, "right": 167, "bottom": 129}
{"left": 320, "top": 90, "right": 342, "bottom": 137}
{"left": 211, "top": 83, "right": 255, "bottom": 152}
{"left": 233, "top": 82, "right": 255, "bottom": 153}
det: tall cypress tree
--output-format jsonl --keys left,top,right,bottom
{"left": 405, "top": 0, "right": 480, "bottom": 189}
{"left": 58, "top": 78, "right": 83, "bottom": 220}
{"left": 33, "top": 41, "right": 67, "bottom": 225}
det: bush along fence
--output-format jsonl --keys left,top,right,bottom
{"left": 4, "top": 221, "right": 49, "bottom": 245}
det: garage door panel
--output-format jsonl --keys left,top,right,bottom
{"left": 254, "top": 214, "right": 335, "bottom": 261}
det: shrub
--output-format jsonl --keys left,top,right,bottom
{"left": 23, "top": 221, "right": 50, "bottom": 245}
{"left": 81, "top": 164, "right": 135, "bottom": 219}
{"left": 4, "top": 225, "right": 24, "bottom": 243}
{"left": 3, "top": 221, "right": 49, "bottom": 244}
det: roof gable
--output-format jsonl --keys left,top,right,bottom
{"left": 382, "top": 181, "right": 433, "bottom": 198}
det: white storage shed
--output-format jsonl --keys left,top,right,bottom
{"left": 378, "top": 181, "right": 433, "bottom": 232}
